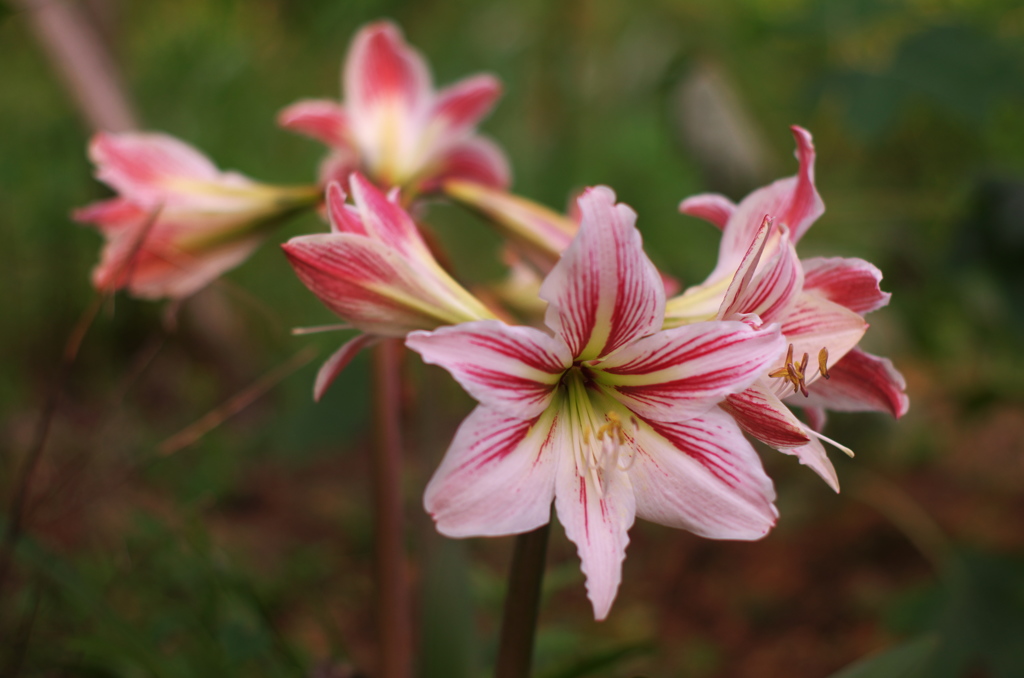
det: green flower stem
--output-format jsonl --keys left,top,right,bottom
{"left": 495, "top": 522, "right": 551, "bottom": 678}
{"left": 371, "top": 340, "right": 413, "bottom": 678}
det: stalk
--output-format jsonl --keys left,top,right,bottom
{"left": 495, "top": 523, "right": 551, "bottom": 678}
{"left": 371, "top": 340, "right": 413, "bottom": 678}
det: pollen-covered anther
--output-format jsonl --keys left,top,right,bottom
{"left": 769, "top": 343, "right": 811, "bottom": 397}
{"left": 818, "top": 347, "right": 830, "bottom": 380}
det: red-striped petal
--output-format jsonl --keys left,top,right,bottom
{"left": 314, "top": 334, "right": 379, "bottom": 401}
{"left": 712, "top": 126, "right": 825, "bottom": 277}
{"left": 425, "top": 405, "right": 560, "bottom": 538}
{"left": 629, "top": 408, "right": 777, "bottom": 539}
{"left": 282, "top": 233, "right": 452, "bottom": 335}
{"left": 554, "top": 416, "right": 635, "bottom": 621}
{"left": 802, "top": 257, "right": 891, "bottom": 315}
{"left": 720, "top": 223, "right": 803, "bottom": 324}
{"left": 348, "top": 173, "right": 431, "bottom": 259}
{"left": 678, "top": 193, "right": 736, "bottom": 230}
{"left": 721, "top": 382, "right": 811, "bottom": 448}
{"left": 778, "top": 293, "right": 867, "bottom": 391}
{"left": 540, "top": 187, "right": 664, "bottom": 360}
{"left": 344, "top": 21, "right": 432, "bottom": 121}
{"left": 595, "top": 321, "right": 784, "bottom": 422}
{"left": 801, "top": 348, "right": 909, "bottom": 418}
{"left": 406, "top": 321, "right": 570, "bottom": 420}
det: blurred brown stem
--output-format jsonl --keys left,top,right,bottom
{"left": 0, "top": 292, "right": 104, "bottom": 598}
{"left": 371, "top": 340, "right": 413, "bottom": 678}
{"left": 495, "top": 522, "right": 550, "bottom": 678}
{"left": 15, "top": 0, "right": 138, "bottom": 132}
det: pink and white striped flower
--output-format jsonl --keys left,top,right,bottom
{"left": 282, "top": 173, "right": 496, "bottom": 400}
{"left": 406, "top": 187, "right": 785, "bottom": 620}
{"left": 667, "top": 127, "right": 908, "bottom": 489}
{"left": 278, "top": 20, "right": 509, "bottom": 196}
{"left": 74, "top": 132, "right": 320, "bottom": 300}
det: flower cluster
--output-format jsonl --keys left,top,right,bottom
{"left": 73, "top": 19, "right": 907, "bottom": 620}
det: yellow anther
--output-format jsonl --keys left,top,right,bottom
{"left": 769, "top": 343, "right": 817, "bottom": 397}
{"left": 818, "top": 347, "right": 830, "bottom": 380}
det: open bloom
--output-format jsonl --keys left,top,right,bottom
{"left": 75, "top": 132, "right": 319, "bottom": 299}
{"left": 407, "top": 187, "right": 785, "bottom": 619}
{"left": 282, "top": 173, "right": 495, "bottom": 399}
{"left": 278, "top": 20, "right": 509, "bottom": 195}
{"left": 667, "top": 127, "right": 909, "bottom": 488}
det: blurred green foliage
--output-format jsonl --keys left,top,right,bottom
{"left": 3, "top": 0, "right": 1024, "bottom": 676}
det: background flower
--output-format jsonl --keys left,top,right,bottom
{"left": 75, "top": 132, "right": 319, "bottom": 299}
{"left": 278, "top": 20, "right": 510, "bottom": 195}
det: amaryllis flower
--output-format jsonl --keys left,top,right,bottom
{"left": 406, "top": 187, "right": 786, "bottom": 619}
{"left": 278, "top": 20, "right": 509, "bottom": 196}
{"left": 74, "top": 132, "right": 320, "bottom": 300}
{"left": 282, "top": 173, "right": 496, "bottom": 400}
{"left": 667, "top": 127, "right": 908, "bottom": 489}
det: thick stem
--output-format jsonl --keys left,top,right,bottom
{"left": 495, "top": 523, "right": 551, "bottom": 678}
{"left": 371, "top": 340, "right": 413, "bottom": 678}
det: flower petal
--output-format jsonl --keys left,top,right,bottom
{"left": 430, "top": 73, "right": 502, "bottom": 144}
{"left": 314, "top": 334, "right": 379, "bottom": 401}
{"left": 282, "top": 233, "right": 461, "bottom": 335}
{"left": 89, "top": 132, "right": 233, "bottom": 207}
{"left": 721, "top": 381, "right": 811, "bottom": 448}
{"left": 719, "top": 223, "right": 803, "bottom": 325}
{"left": 108, "top": 234, "right": 262, "bottom": 300}
{"left": 678, "top": 193, "right": 736, "bottom": 230}
{"left": 800, "top": 348, "right": 909, "bottom": 418}
{"left": 344, "top": 20, "right": 432, "bottom": 121}
{"left": 594, "top": 321, "right": 784, "bottom": 422}
{"left": 348, "top": 173, "right": 431, "bottom": 259}
{"left": 629, "top": 408, "right": 777, "bottom": 539}
{"left": 541, "top": 186, "right": 665, "bottom": 361}
{"left": 776, "top": 292, "right": 868, "bottom": 393}
{"left": 421, "top": 136, "right": 511, "bottom": 192}
{"left": 344, "top": 21, "right": 432, "bottom": 179}
{"left": 406, "top": 320, "right": 571, "bottom": 420}
{"left": 802, "top": 257, "right": 891, "bottom": 315}
{"left": 780, "top": 436, "right": 839, "bottom": 492}
{"left": 425, "top": 405, "right": 560, "bottom": 537}
{"left": 554, "top": 414, "right": 635, "bottom": 620}
{"left": 713, "top": 126, "right": 824, "bottom": 276}
{"left": 73, "top": 197, "right": 148, "bottom": 234}
{"left": 277, "top": 99, "right": 352, "bottom": 149}
{"left": 784, "top": 125, "right": 823, "bottom": 243}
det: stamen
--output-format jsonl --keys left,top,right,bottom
{"left": 769, "top": 343, "right": 826, "bottom": 397}
{"left": 797, "top": 353, "right": 809, "bottom": 397}
{"left": 818, "top": 348, "right": 830, "bottom": 380}
{"left": 580, "top": 411, "right": 637, "bottom": 495}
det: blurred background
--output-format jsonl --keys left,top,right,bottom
{"left": 2, "top": 0, "right": 1024, "bottom": 676}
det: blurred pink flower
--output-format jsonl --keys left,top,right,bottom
{"left": 282, "top": 173, "right": 495, "bottom": 400}
{"left": 278, "top": 21, "right": 509, "bottom": 195}
{"left": 406, "top": 187, "right": 784, "bottom": 619}
{"left": 668, "top": 127, "right": 909, "bottom": 489}
{"left": 75, "top": 132, "right": 319, "bottom": 300}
